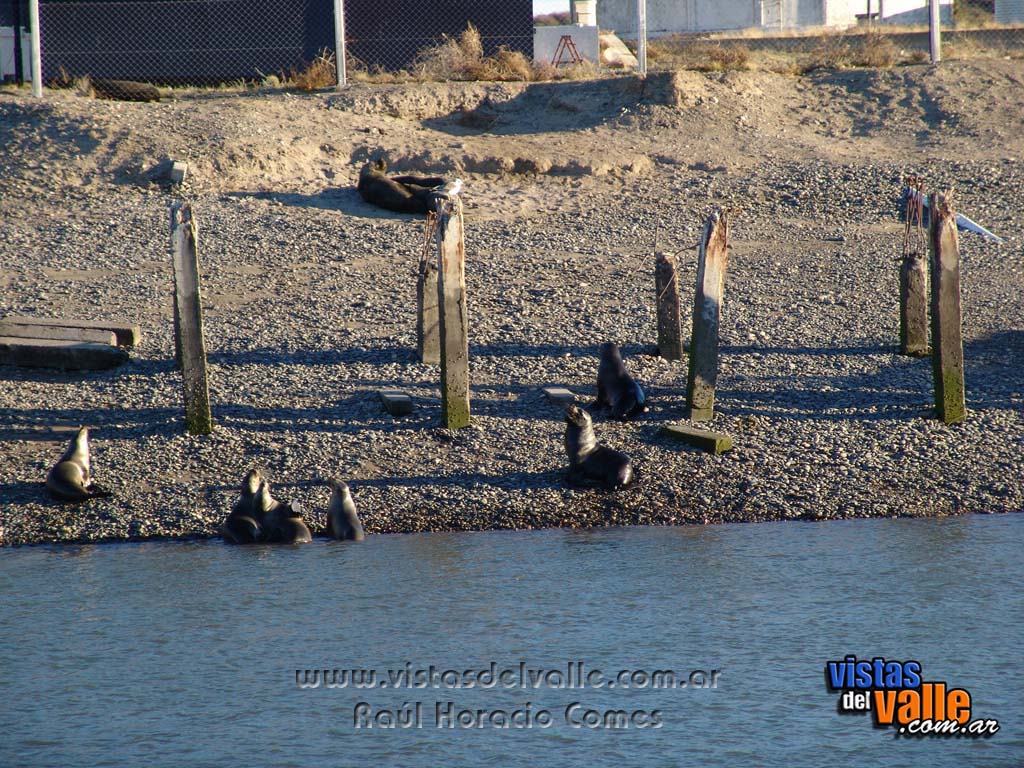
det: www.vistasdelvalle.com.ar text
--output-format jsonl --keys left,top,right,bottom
{"left": 294, "top": 661, "right": 722, "bottom": 692}
{"left": 294, "top": 662, "right": 722, "bottom": 730}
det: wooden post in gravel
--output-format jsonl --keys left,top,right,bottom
{"left": 170, "top": 203, "right": 212, "bottom": 435}
{"left": 686, "top": 209, "right": 729, "bottom": 422}
{"left": 655, "top": 251, "right": 684, "bottom": 360}
{"left": 900, "top": 254, "right": 929, "bottom": 356}
{"left": 928, "top": 190, "right": 966, "bottom": 424}
{"left": 900, "top": 178, "right": 929, "bottom": 357}
{"left": 435, "top": 198, "right": 471, "bottom": 428}
{"left": 417, "top": 214, "right": 440, "bottom": 365}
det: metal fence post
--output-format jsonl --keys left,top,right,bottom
{"left": 637, "top": 0, "right": 647, "bottom": 75}
{"left": 928, "top": 0, "right": 942, "bottom": 64}
{"left": 333, "top": 0, "right": 348, "bottom": 88}
{"left": 29, "top": 0, "right": 42, "bottom": 97}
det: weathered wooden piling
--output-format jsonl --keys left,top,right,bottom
{"left": 686, "top": 210, "right": 729, "bottom": 422}
{"left": 928, "top": 190, "right": 966, "bottom": 424}
{"left": 899, "top": 254, "right": 929, "bottom": 356}
{"left": 655, "top": 250, "right": 684, "bottom": 360}
{"left": 417, "top": 214, "right": 440, "bottom": 365}
{"left": 900, "top": 177, "right": 929, "bottom": 357}
{"left": 170, "top": 202, "right": 212, "bottom": 435}
{"left": 435, "top": 199, "right": 471, "bottom": 429}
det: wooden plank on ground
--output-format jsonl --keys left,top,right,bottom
{"left": 0, "top": 322, "right": 116, "bottom": 346}
{"left": 3, "top": 316, "right": 141, "bottom": 347}
{"left": 660, "top": 424, "right": 734, "bottom": 454}
{"left": 0, "top": 336, "right": 129, "bottom": 370}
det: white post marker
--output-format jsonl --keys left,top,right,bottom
{"left": 333, "top": 0, "right": 348, "bottom": 88}
{"left": 29, "top": 0, "right": 42, "bottom": 97}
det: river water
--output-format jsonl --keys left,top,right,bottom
{"left": 2, "top": 515, "right": 1021, "bottom": 767}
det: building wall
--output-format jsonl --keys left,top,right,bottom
{"left": 996, "top": 0, "right": 1024, "bottom": 23}
{"left": 596, "top": 0, "right": 950, "bottom": 35}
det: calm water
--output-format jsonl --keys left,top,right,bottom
{"left": 1, "top": 516, "right": 1021, "bottom": 767}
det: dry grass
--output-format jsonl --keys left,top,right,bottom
{"left": 345, "top": 23, "right": 601, "bottom": 83}
{"left": 647, "top": 38, "right": 753, "bottom": 71}
{"left": 287, "top": 49, "right": 337, "bottom": 90}
{"left": 851, "top": 32, "right": 899, "bottom": 67}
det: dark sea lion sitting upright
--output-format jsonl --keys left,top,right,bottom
{"left": 256, "top": 480, "right": 312, "bottom": 544}
{"left": 221, "top": 469, "right": 264, "bottom": 545}
{"left": 593, "top": 342, "right": 647, "bottom": 421}
{"left": 45, "top": 427, "right": 113, "bottom": 502}
{"left": 357, "top": 158, "right": 462, "bottom": 215}
{"left": 564, "top": 404, "right": 635, "bottom": 490}
{"left": 325, "top": 478, "right": 365, "bottom": 541}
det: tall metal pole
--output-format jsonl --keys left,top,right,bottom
{"left": 333, "top": 0, "right": 348, "bottom": 88}
{"left": 29, "top": 0, "right": 42, "bottom": 96}
{"left": 637, "top": 0, "right": 647, "bottom": 75}
{"left": 928, "top": 0, "right": 941, "bottom": 64}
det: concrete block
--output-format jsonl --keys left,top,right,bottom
{"left": 543, "top": 387, "right": 577, "bottom": 406}
{"left": 378, "top": 389, "right": 414, "bottom": 416}
{"left": 660, "top": 424, "right": 733, "bottom": 454}
{"left": 4, "top": 316, "right": 141, "bottom": 347}
{"left": 170, "top": 161, "right": 188, "bottom": 184}
{"left": 0, "top": 336, "right": 129, "bottom": 370}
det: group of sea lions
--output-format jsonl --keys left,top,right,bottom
{"left": 564, "top": 341, "right": 646, "bottom": 490}
{"left": 221, "top": 469, "right": 364, "bottom": 545}
{"left": 42, "top": 344, "right": 645, "bottom": 532}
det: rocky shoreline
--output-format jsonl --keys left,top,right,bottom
{"left": 1, "top": 65, "right": 1021, "bottom": 546}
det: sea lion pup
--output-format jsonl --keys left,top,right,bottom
{"left": 256, "top": 480, "right": 312, "bottom": 544}
{"left": 563, "top": 404, "right": 635, "bottom": 490}
{"left": 45, "top": 427, "right": 113, "bottom": 502}
{"left": 221, "top": 469, "right": 264, "bottom": 544}
{"left": 325, "top": 479, "right": 365, "bottom": 541}
{"left": 592, "top": 342, "right": 647, "bottom": 421}
{"left": 357, "top": 158, "right": 461, "bottom": 214}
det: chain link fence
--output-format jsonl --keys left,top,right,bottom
{"left": 4, "top": 0, "right": 1022, "bottom": 87}
{"left": 6, "top": 0, "right": 533, "bottom": 86}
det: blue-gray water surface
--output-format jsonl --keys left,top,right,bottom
{"left": 1, "top": 515, "right": 1021, "bottom": 767}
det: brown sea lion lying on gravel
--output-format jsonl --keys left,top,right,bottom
{"left": 357, "top": 159, "right": 462, "bottom": 214}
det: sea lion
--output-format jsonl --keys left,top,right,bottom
{"left": 221, "top": 469, "right": 264, "bottom": 545}
{"left": 256, "top": 480, "right": 312, "bottom": 544}
{"left": 357, "top": 158, "right": 461, "bottom": 214}
{"left": 592, "top": 342, "right": 646, "bottom": 421}
{"left": 325, "top": 479, "right": 365, "bottom": 541}
{"left": 564, "top": 404, "right": 634, "bottom": 490}
{"left": 45, "top": 427, "right": 113, "bottom": 502}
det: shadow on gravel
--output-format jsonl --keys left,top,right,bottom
{"left": 0, "top": 409, "right": 181, "bottom": 439}
{"left": 224, "top": 188, "right": 419, "bottom": 218}
{"left": 0, "top": 480, "right": 47, "bottom": 504}
{"left": 964, "top": 330, "right": 1023, "bottom": 413}
{"left": 720, "top": 343, "right": 894, "bottom": 356}
{"left": 353, "top": 469, "right": 563, "bottom": 490}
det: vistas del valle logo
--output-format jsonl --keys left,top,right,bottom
{"left": 825, "top": 655, "right": 1000, "bottom": 737}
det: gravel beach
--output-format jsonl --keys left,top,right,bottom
{"left": 1, "top": 62, "right": 1021, "bottom": 546}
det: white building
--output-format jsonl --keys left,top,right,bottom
{"left": 597, "top": 0, "right": 952, "bottom": 36}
